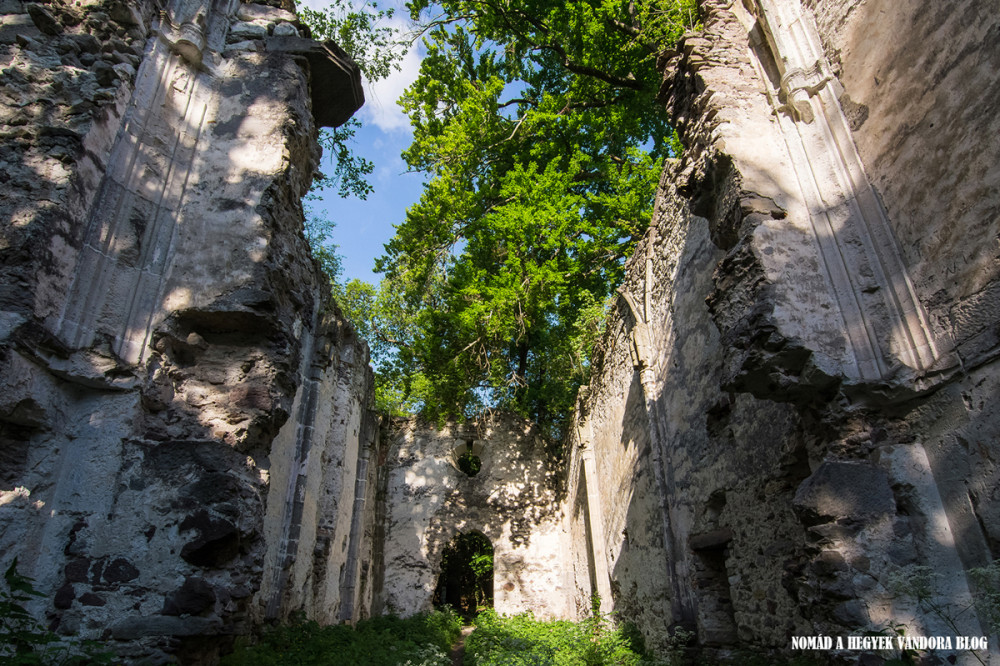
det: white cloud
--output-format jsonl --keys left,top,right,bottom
{"left": 359, "top": 41, "right": 421, "bottom": 133}
{"left": 376, "top": 152, "right": 407, "bottom": 184}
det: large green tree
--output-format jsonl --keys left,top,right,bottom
{"left": 362, "top": 0, "right": 696, "bottom": 435}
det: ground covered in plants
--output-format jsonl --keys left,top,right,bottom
{"left": 218, "top": 607, "right": 659, "bottom": 665}
{"left": 220, "top": 610, "right": 463, "bottom": 666}
{"left": 465, "top": 609, "right": 652, "bottom": 666}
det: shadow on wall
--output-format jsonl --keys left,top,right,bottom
{"left": 379, "top": 418, "right": 565, "bottom": 620}
{"left": 573, "top": 19, "right": 997, "bottom": 649}
{"left": 0, "top": 1, "right": 366, "bottom": 660}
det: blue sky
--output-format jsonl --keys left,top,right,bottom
{"left": 300, "top": 0, "right": 426, "bottom": 284}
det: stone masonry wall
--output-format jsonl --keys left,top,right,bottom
{"left": 563, "top": 0, "right": 1000, "bottom": 663}
{"left": 379, "top": 416, "right": 569, "bottom": 620}
{"left": 0, "top": 0, "right": 375, "bottom": 661}
{"left": 2, "top": 0, "right": 997, "bottom": 662}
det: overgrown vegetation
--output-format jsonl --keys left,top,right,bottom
{"left": 220, "top": 609, "right": 462, "bottom": 666}
{"left": 465, "top": 607, "right": 650, "bottom": 665}
{"left": 0, "top": 559, "right": 113, "bottom": 665}
{"left": 216, "top": 605, "right": 842, "bottom": 665}
{"left": 327, "top": 0, "right": 699, "bottom": 435}
{"left": 885, "top": 561, "right": 1000, "bottom": 666}
{"left": 456, "top": 449, "right": 481, "bottom": 476}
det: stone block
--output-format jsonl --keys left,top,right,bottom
{"left": 25, "top": 3, "right": 59, "bottom": 35}
{"left": 0, "top": 13, "right": 38, "bottom": 44}
{"left": 179, "top": 510, "right": 241, "bottom": 567}
{"left": 0, "top": 350, "right": 55, "bottom": 428}
{"left": 103, "top": 557, "right": 139, "bottom": 583}
{"left": 266, "top": 36, "right": 363, "bottom": 128}
{"left": 162, "top": 577, "right": 216, "bottom": 616}
{"left": 110, "top": 615, "right": 222, "bottom": 640}
{"left": 793, "top": 462, "right": 894, "bottom": 525}
{"left": 228, "top": 21, "right": 267, "bottom": 41}
{"left": 237, "top": 2, "right": 295, "bottom": 23}
{"left": 54, "top": 582, "right": 75, "bottom": 609}
{"left": 79, "top": 592, "right": 106, "bottom": 606}
{"left": 689, "top": 528, "right": 734, "bottom": 551}
{"left": 831, "top": 599, "right": 868, "bottom": 625}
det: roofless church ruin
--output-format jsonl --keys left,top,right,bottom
{"left": 0, "top": 0, "right": 998, "bottom": 662}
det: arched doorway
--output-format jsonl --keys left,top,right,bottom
{"left": 433, "top": 531, "right": 494, "bottom": 619}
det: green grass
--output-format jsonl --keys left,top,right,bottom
{"left": 218, "top": 606, "right": 837, "bottom": 666}
{"left": 220, "top": 608, "right": 463, "bottom": 666}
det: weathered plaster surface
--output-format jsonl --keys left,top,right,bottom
{"left": 1, "top": 0, "right": 997, "bottom": 663}
{"left": 379, "top": 416, "right": 569, "bottom": 620}
{"left": 0, "top": 0, "right": 373, "bottom": 660}
{"left": 807, "top": 0, "right": 1000, "bottom": 341}
{"left": 561, "top": 0, "right": 1000, "bottom": 662}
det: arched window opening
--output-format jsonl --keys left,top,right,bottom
{"left": 433, "top": 532, "right": 493, "bottom": 619}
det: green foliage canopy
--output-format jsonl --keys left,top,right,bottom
{"left": 363, "top": 0, "right": 697, "bottom": 434}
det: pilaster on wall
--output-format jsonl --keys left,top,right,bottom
{"left": 642, "top": 0, "right": 999, "bottom": 658}
{"left": 676, "top": 0, "right": 957, "bottom": 401}
{"left": 570, "top": 416, "right": 614, "bottom": 615}
{"left": 56, "top": 24, "right": 220, "bottom": 363}
{"left": 260, "top": 320, "right": 378, "bottom": 625}
{"left": 0, "top": 0, "right": 370, "bottom": 658}
{"left": 555, "top": 0, "right": 1000, "bottom": 658}
{"left": 740, "top": 0, "right": 950, "bottom": 385}
{"left": 52, "top": 0, "right": 365, "bottom": 365}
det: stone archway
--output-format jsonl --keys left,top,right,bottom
{"left": 432, "top": 531, "right": 494, "bottom": 619}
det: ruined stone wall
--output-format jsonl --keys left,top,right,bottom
{"left": 0, "top": 0, "right": 376, "bottom": 660}
{"left": 806, "top": 0, "right": 1000, "bottom": 360}
{"left": 3, "top": 0, "right": 997, "bottom": 661}
{"left": 804, "top": 0, "right": 1000, "bottom": 578}
{"left": 562, "top": 293, "right": 677, "bottom": 650}
{"left": 564, "top": 0, "right": 1000, "bottom": 662}
{"left": 379, "top": 416, "right": 569, "bottom": 619}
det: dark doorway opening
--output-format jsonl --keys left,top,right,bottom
{"left": 433, "top": 532, "right": 494, "bottom": 619}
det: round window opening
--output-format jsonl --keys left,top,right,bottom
{"left": 452, "top": 439, "right": 484, "bottom": 477}
{"left": 457, "top": 449, "right": 481, "bottom": 477}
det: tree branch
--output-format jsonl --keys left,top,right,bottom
{"left": 498, "top": 97, "right": 537, "bottom": 109}
{"left": 534, "top": 43, "right": 645, "bottom": 91}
